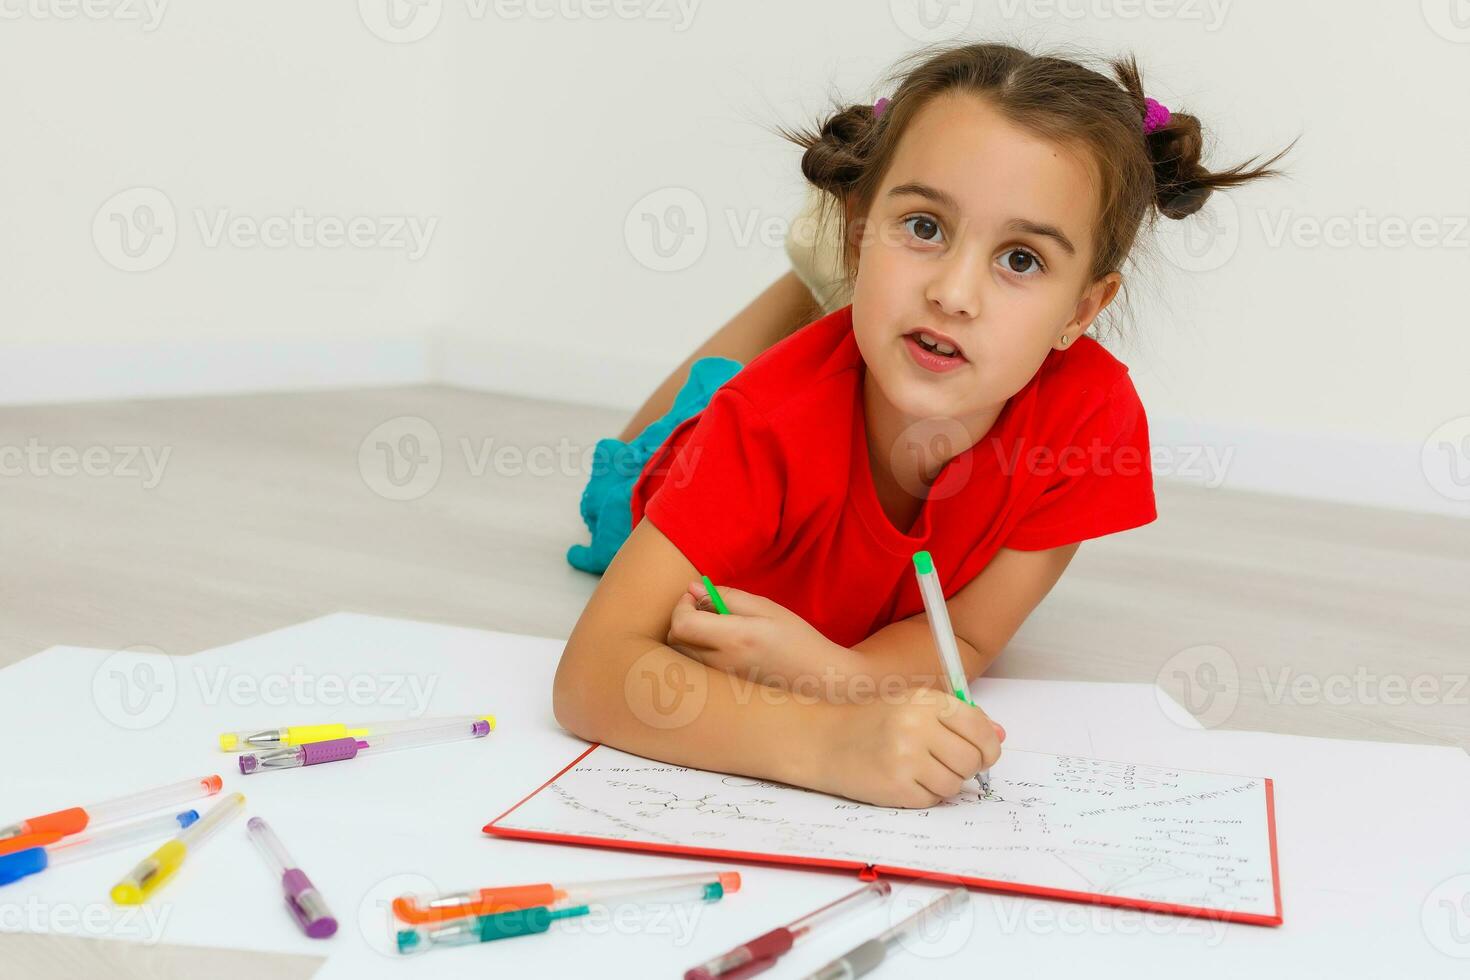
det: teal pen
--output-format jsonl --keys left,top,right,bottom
{"left": 912, "top": 551, "right": 992, "bottom": 794}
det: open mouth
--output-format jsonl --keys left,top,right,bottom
{"left": 906, "top": 330, "right": 965, "bottom": 360}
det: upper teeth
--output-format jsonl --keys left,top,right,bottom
{"left": 918, "top": 332, "right": 958, "bottom": 356}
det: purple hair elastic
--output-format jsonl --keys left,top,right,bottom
{"left": 1143, "top": 96, "right": 1171, "bottom": 134}
{"left": 873, "top": 97, "right": 890, "bottom": 119}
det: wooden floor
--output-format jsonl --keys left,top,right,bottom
{"left": 3, "top": 384, "right": 1467, "bottom": 978}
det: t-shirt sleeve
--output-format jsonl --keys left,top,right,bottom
{"left": 640, "top": 387, "right": 784, "bottom": 582}
{"left": 1003, "top": 372, "right": 1157, "bottom": 551}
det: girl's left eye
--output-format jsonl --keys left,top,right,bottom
{"left": 999, "top": 247, "right": 1045, "bottom": 278}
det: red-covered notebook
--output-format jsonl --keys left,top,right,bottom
{"left": 484, "top": 743, "right": 1283, "bottom": 926}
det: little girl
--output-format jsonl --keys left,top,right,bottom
{"left": 556, "top": 42, "right": 1292, "bottom": 808}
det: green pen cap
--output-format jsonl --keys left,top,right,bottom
{"left": 913, "top": 550, "right": 934, "bottom": 575}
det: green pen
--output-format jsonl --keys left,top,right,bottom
{"left": 700, "top": 575, "right": 731, "bottom": 615}
{"left": 912, "top": 550, "right": 992, "bottom": 794}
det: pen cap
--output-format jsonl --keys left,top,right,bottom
{"left": 0, "top": 847, "right": 49, "bottom": 885}
{"left": 284, "top": 869, "right": 339, "bottom": 938}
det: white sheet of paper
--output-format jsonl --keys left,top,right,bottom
{"left": 0, "top": 612, "right": 1466, "bottom": 979}
{"left": 488, "top": 743, "right": 1279, "bottom": 922}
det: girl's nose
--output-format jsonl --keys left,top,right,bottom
{"left": 926, "top": 252, "right": 981, "bottom": 320}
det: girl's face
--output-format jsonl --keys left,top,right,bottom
{"left": 849, "top": 92, "right": 1121, "bottom": 432}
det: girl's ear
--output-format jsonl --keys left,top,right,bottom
{"left": 1070, "top": 271, "right": 1123, "bottom": 333}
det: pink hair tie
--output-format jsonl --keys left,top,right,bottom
{"left": 873, "top": 97, "right": 890, "bottom": 119}
{"left": 1143, "top": 96, "right": 1171, "bottom": 134}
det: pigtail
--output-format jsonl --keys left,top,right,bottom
{"left": 1112, "top": 55, "right": 1297, "bottom": 220}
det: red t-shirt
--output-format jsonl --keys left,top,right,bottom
{"left": 631, "top": 304, "right": 1156, "bottom": 648}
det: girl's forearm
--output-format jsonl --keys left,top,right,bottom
{"left": 553, "top": 632, "right": 835, "bottom": 788}
{"left": 847, "top": 614, "right": 994, "bottom": 693}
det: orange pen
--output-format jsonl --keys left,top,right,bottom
{"left": 0, "top": 775, "right": 223, "bottom": 856}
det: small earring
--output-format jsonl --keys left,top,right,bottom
{"left": 1060, "top": 335, "right": 1070, "bottom": 347}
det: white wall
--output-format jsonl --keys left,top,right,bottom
{"left": 2, "top": 1, "right": 1467, "bottom": 518}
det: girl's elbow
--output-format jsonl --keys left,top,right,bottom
{"left": 552, "top": 647, "right": 604, "bottom": 740}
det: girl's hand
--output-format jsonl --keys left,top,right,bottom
{"left": 812, "top": 686, "right": 1006, "bottom": 808}
{"left": 665, "top": 580, "right": 858, "bottom": 689}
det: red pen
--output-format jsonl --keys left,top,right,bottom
{"left": 685, "top": 881, "right": 891, "bottom": 980}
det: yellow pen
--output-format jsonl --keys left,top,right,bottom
{"left": 218, "top": 715, "right": 496, "bottom": 752}
{"left": 111, "top": 792, "right": 245, "bottom": 904}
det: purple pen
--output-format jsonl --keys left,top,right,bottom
{"left": 238, "top": 719, "right": 493, "bottom": 774}
{"left": 246, "top": 817, "right": 337, "bottom": 939}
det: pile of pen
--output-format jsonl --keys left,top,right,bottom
{"left": 387, "top": 867, "right": 968, "bottom": 979}
{"left": 0, "top": 711, "right": 497, "bottom": 940}
{"left": 390, "top": 869, "right": 743, "bottom": 954}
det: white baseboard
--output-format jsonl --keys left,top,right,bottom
{"left": 1, "top": 333, "right": 1463, "bottom": 520}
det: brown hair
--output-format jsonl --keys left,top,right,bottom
{"left": 775, "top": 41, "right": 1297, "bottom": 335}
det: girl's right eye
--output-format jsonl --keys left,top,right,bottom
{"left": 903, "top": 215, "right": 944, "bottom": 244}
